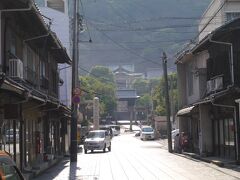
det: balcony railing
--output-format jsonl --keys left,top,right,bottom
{"left": 207, "top": 75, "right": 224, "bottom": 94}
{"left": 25, "top": 67, "right": 37, "bottom": 85}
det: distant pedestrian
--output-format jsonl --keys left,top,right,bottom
{"left": 180, "top": 132, "right": 188, "bottom": 152}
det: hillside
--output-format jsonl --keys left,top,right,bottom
{"left": 79, "top": 0, "right": 211, "bottom": 74}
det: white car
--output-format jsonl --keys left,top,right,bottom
{"left": 140, "top": 126, "right": 155, "bottom": 140}
{"left": 109, "top": 125, "right": 120, "bottom": 136}
{"left": 84, "top": 130, "right": 111, "bottom": 154}
{"left": 171, "top": 129, "right": 179, "bottom": 139}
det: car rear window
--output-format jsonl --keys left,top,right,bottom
{"left": 142, "top": 127, "right": 153, "bottom": 132}
{"left": 0, "top": 163, "right": 23, "bottom": 180}
{"left": 87, "top": 132, "right": 105, "bottom": 138}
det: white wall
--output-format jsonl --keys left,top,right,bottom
{"left": 177, "top": 51, "right": 208, "bottom": 107}
{"left": 199, "top": 0, "right": 224, "bottom": 41}
{"left": 199, "top": 0, "right": 240, "bottom": 41}
{"left": 39, "top": 7, "right": 72, "bottom": 108}
{"left": 186, "top": 51, "right": 208, "bottom": 105}
{"left": 177, "top": 64, "right": 187, "bottom": 108}
{"left": 199, "top": 104, "right": 213, "bottom": 155}
{"left": 224, "top": 0, "right": 240, "bottom": 12}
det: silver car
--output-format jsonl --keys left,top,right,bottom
{"left": 84, "top": 130, "right": 111, "bottom": 154}
{"left": 140, "top": 126, "right": 155, "bottom": 140}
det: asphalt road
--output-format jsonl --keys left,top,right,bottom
{"left": 33, "top": 133, "right": 240, "bottom": 180}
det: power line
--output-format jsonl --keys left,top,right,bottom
{"left": 79, "top": 66, "right": 116, "bottom": 84}
{"left": 179, "top": 0, "right": 228, "bottom": 54}
{"left": 99, "top": 3, "right": 162, "bottom": 66}
{"left": 79, "top": 0, "right": 92, "bottom": 42}
{"left": 85, "top": 16, "right": 221, "bottom": 28}
{"left": 85, "top": 21, "right": 182, "bottom": 69}
{"left": 85, "top": 15, "right": 223, "bottom": 26}
{"left": 81, "top": 87, "right": 108, "bottom": 97}
{"left": 63, "top": 38, "right": 192, "bottom": 45}
{"left": 78, "top": 0, "right": 201, "bottom": 72}
{"left": 96, "top": 28, "right": 162, "bottom": 66}
{"left": 96, "top": 20, "right": 223, "bottom": 32}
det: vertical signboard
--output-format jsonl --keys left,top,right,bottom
{"left": 93, "top": 97, "right": 99, "bottom": 130}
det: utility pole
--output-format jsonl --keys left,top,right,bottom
{"left": 162, "top": 52, "right": 173, "bottom": 153}
{"left": 170, "top": 76, "right": 175, "bottom": 127}
{"left": 70, "top": 0, "right": 79, "bottom": 162}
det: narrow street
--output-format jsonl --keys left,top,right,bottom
{"left": 33, "top": 133, "right": 240, "bottom": 180}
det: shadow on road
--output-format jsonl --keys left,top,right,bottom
{"left": 87, "top": 151, "right": 110, "bottom": 154}
{"left": 69, "top": 161, "right": 80, "bottom": 180}
{"left": 33, "top": 158, "right": 70, "bottom": 180}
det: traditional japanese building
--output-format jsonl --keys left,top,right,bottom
{"left": 0, "top": 0, "right": 71, "bottom": 173}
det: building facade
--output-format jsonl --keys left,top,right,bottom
{"left": 0, "top": 0, "right": 71, "bottom": 173}
{"left": 177, "top": 17, "right": 240, "bottom": 161}
{"left": 34, "top": 0, "right": 72, "bottom": 108}
{"left": 112, "top": 66, "right": 141, "bottom": 123}
{"left": 199, "top": 0, "right": 240, "bottom": 41}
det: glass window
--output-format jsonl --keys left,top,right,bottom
{"left": 40, "top": 60, "right": 46, "bottom": 77}
{"left": 10, "top": 33, "right": 16, "bottom": 56}
{"left": 227, "top": 118, "right": 235, "bottom": 146}
{"left": 0, "top": 164, "right": 23, "bottom": 180}
{"left": 34, "top": 0, "right": 46, "bottom": 7}
{"left": 27, "top": 47, "right": 35, "bottom": 71}
{"left": 47, "top": 0, "right": 65, "bottom": 12}
{"left": 87, "top": 132, "right": 105, "bottom": 138}
{"left": 142, "top": 127, "right": 153, "bottom": 132}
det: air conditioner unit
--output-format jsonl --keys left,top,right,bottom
{"left": 9, "top": 59, "right": 23, "bottom": 79}
{"left": 207, "top": 80, "right": 214, "bottom": 93}
{"left": 214, "top": 76, "right": 223, "bottom": 90}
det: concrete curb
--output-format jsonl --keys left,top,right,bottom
{"left": 177, "top": 152, "right": 226, "bottom": 167}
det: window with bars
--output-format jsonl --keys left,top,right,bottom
{"left": 47, "top": 0, "right": 65, "bottom": 12}
{"left": 225, "top": 12, "right": 240, "bottom": 22}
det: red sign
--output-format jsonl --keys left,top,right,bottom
{"left": 72, "top": 95, "right": 80, "bottom": 104}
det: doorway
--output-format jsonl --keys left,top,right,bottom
{"left": 214, "top": 117, "right": 235, "bottom": 159}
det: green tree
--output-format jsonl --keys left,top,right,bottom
{"left": 152, "top": 73, "right": 178, "bottom": 116}
{"left": 133, "top": 78, "right": 149, "bottom": 96}
{"left": 80, "top": 67, "right": 116, "bottom": 121}
{"left": 90, "top": 66, "right": 115, "bottom": 84}
{"left": 149, "top": 78, "right": 161, "bottom": 90}
{"left": 136, "top": 94, "right": 152, "bottom": 108}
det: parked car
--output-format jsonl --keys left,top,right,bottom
{"left": 0, "top": 151, "right": 25, "bottom": 179}
{"left": 109, "top": 125, "right": 121, "bottom": 136}
{"left": 5, "top": 129, "right": 19, "bottom": 144}
{"left": 140, "top": 126, "right": 155, "bottom": 140}
{"left": 134, "top": 131, "right": 140, "bottom": 137}
{"left": 84, "top": 130, "right": 111, "bottom": 154}
{"left": 99, "top": 125, "right": 113, "bottom": 138}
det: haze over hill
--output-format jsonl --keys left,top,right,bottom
{"left": 79, "top": 0, "right": 211, "bottom": 74}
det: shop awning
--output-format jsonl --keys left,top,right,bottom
{"left": 177, "top": 106, "right": 195, "bottom": 117}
